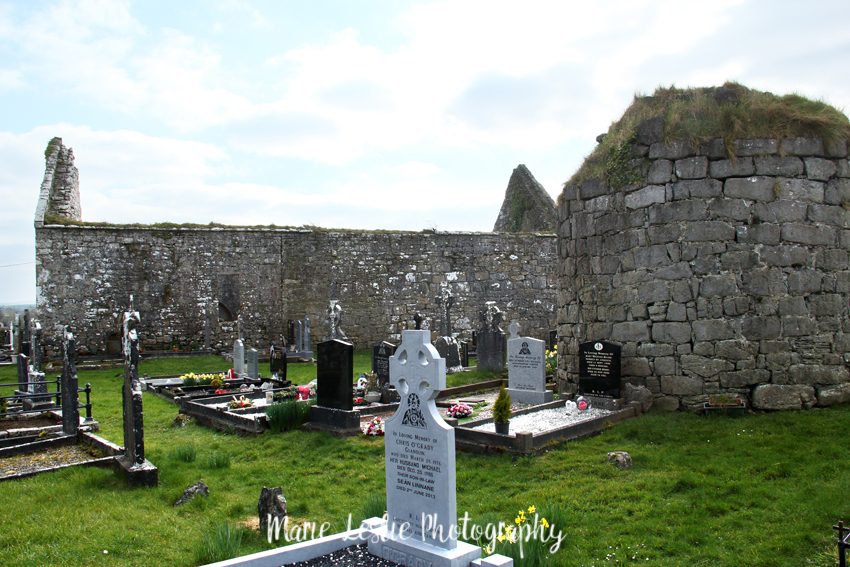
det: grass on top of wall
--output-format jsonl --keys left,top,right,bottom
{"left": 0, "top": 359, "right": 847, "bottom": 566}
{"left": 566, "top": 81, "right": 850, "bottom": 191}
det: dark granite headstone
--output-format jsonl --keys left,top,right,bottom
{"left": 287, "top": 320, "right": 296, "bottom": 349}
{"left": 270, "top": 344, "right": 287, "bottom": 380}
{"left": 434, "top": 336, "right": 461, "bottom": 369}
{"left": 460, "top": 341, "right": 469, "bottom": 367}
{"left": 122, "top": 310, "right": 145, "bottom": 466}
{"left": 61, "top": 327, "right": 80, "bottom": 436}
{"left": 579, "top": 340, "right": 622, "bottom": 398}
{"left": 436, "top": 284, "right": 454, "bottom": 337}
{"left": 317, "top": 339, "right": 354, "bottom": 411}
{"left": 476, "top": 303, "right": 505, "bottom": 372}
{"left": 372, "top": 341, "right": 394, "bottom": 388}
{"left": 16, "top": 353, "right": 28, "bottom": 392}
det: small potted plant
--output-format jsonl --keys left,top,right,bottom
{"left": 493, "top": 385, "right": 512, "bottom": 435}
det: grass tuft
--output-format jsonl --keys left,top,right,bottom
{"left": 194, "top": 523, "right": 245, "bottom": 565}
{"left": 206, "top": 452, "right": 231, "bottom": 469}
{"left": 169, "top": 443, "right": 197, "bottom": 463}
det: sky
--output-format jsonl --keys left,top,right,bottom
{"left": 1, "top": 0, "right": 849, "bottom": 305}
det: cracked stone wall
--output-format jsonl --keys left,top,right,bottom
{"left": 558, "top": 136, "right": 850, "bottom": 410}
{"left": 35, "top": 226, "right": 556, "bottom": 356}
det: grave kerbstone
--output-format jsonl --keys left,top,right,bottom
{"left": 368, "top": 329, "right": 482, "bottom": 566}
{"left": 579, "top": 340, "right": 622, "bottom": 398}
{"left": 506, "top": 322, "right": 553, "bottom": 405}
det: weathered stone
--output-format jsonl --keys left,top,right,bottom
{"left": 675, "top": 157, "right": 708, "bottom": 179}
{"left": 724, "top": 176, "right": 776, "bottom": 201}
{"left": 636, "top": 117, "right": 665, "bottom": 145}
{"left": 752, "top": 384, "right": 815, "bottom": 410}
{"left": 781, "top": 223, "right": 837, "bottom": 246}
{"left": 735, "top": 224, "right": 780, "bottom": 245}
{"left": 647, "top": 159, "right": 673, "bottom": 184}
{"left": 493, "top": 164, "right": 557, "bottom": 232}
{"left": 709, "top": 199, "right": 750, "bottom": 221}
{"left": 781, "top": 316, "right": 817, "bottom": 337}
{"left": 680, "top": 354, "right": 733, "bottom": 378}
{"left": 673, "top": 178, "right": 722, "bottom": 199}
{"left": 719, "top": 369, "right": 769, "bottom": 388}
{"left": 825, "top": 179, "right": 850, "bottom": 205}
{"left": 654, "top": 356, "right": 677, "bottom": 375}
{"left": 625, "top": 185, "right": 666, "bottom": 209}
{"left": 754, "top": 156, "right": 804, "bottom": 176}
{"left": 733, "top": 139, "right": 779, "bottom": 156}
{"left": 607, "top": 451, "right": 633, "bottom": 469}
{"left": 611, "top": 321, "right": 650, "bottom": 342}
{"left": 789, "top": 364, "right": 849, "bottom": 385}
{"left": 825, "top": 138, "right": 848, "bottom": 158}
{"left": 699, "top": 274, "right": 738, "bottom": 297}
{"left": 660, "top": 375, "right": 703, "bottom": 396}
{"left": 752, "top": 200, "right": 808, "bottom": 223}
{"left": 758, "top": 245, "right": 810, "bottom": 267}
{"left": 684, "top": 221, "right": 735, "bottom": 242}
{"left": 651, "top": 322, "right": 691, "bottom": 344}
{"left": 742, "top": 316, "right": 781, "bottom": 340}
{"left": 692, "top": 319, "right": 734, "bottom": 341}
{"left": 787, "top": 270, "right": 822, "bottom": 294}
{"left": 780, "top": 137, "right": 824, "bottom": 156}
{"left": 648, "top": 200, "right": 708, "bottom": 223}
{"left": 816, "top": 383, "right": 850, "bottom": 406}
{"left": 652, "top": 396, "right": 680, "bottom": 412}
{"left": 709, "top": 157, "right": 755, "bottom": 178}
{"left": 804, "top": 157, "right": 837, "bottom": 181}
{"left": 715, "top": 339, "right": 754, "bottom": 360}
{"left": 774, "top": 178, "right": 824, "bottom": 202}
{"left": 649, "top": 140, "right": 694, "bottom": 159}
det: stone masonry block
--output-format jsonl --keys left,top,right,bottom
{"left": 651, "top": 322, "right": 691, "bottom": 344}
{"left": 724, "top": 177, "right": 775, "bottom": 201}
{"left": 660, "top": 375, "right": 703, "bottom": 396}
{"left": 625, "top": 185, "right": 666, "bottom": 209}
{"left": 752, "top": 384, "right": 815, "bottom": 410}
{"left": 710, "top": 157, "right": 755, "bottom": 178}
{"left": 647, "top": 160, "right": 673, "bottom": 184}
{"left": 804, "top": 157, "right": 836, "bottom": 181}
{"left": 754, "top": 156, "right": 804, "bottom": 176}
{"left": 674, "top": 157, "right": 708, "bottom": 179}
{"left": 780, "top": 137, "right": 824, "bottom": 156}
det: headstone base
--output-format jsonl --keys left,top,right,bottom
{"left": 304, "top": 406, "right": 361, "bottom": 436}
{"left": 115, "top": 455, "right": 159, "bottom": 487}
{"left": 507, "top": 388, "right": 553, "bottom": 405}
{"left": 367, "top": 520, "right": 482, "bottom": 567}
{"left": 584, "top": 395, "right": 624, "bottom": 411}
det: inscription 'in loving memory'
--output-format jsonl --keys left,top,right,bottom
{"left": 389, "top": 431, "right": 442, "bottom": 501}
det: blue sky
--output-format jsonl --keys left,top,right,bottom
{"left": 1, "top": 0, "right": 849, "bottom": 304}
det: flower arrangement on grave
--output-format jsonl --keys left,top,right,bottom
{"left": 295, "top": 385, "right": 313, "bottom": 401}
{"left": 273, "top": 388, "right": 297, "bottom": 402}
{"left": 213, "top": 389, "right": 228, "bottom": 395}
{"left": 365, "top": 416, "right": 385, "bottom": 436}
{"left": 445, "top": 403, "right": 473, "bottom": 419}
{"left": 353, "top": 396, "right": 368, "bottom": 406}
{"left": 545, "top": 344, "right": 558, "bottom": 376}
{"left": 228, "top": 395, "right": 254, "bottom": 409}
{"left": 493, "top": 385, "right": 512, "bottom": 434}
{"left": 180, "top": 372, "right": 227, "bottom": 387}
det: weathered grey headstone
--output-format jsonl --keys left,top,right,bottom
{"left": 507, "top": 322, "right": 553, "bottom": 405}
{"left": 30, "top": 320, "right": 43, "bottom": 372}
{"left": 434, "top": 336, "right": 462, "bottom": 371}
{"left": 203, "top": 302, "right": 211, "bottom": 350}
{"left": 436, "top": 284, "right": 454, "bottom": 338}
{"left": 303, "top": 317, "right": 312, "bottom": 353}
{"left": 61, "top": 326, "right": 80, "bottom": 435}
{"left": 368, "top": 329, "right": 481, "bottom": 566}
{"left": 233, "top": 339, "right": 245, "bottom": 377}
{"left": 477, "top": 302, "right": 505, "bottom": 373}
{"left": 259, "top": 487, "right": 287, "bottom": 536}
{"left": 247, "top": 348, "right": 259, "bottom": 379}
{"left": 117, "top": 305, "right": 158, "bottom": 486}
{"left": 295, "top": 320, "right": 303, "bottom": 352}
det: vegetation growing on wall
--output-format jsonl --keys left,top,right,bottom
{"left": 566, "top": 82, "right": 850, "bottom": 190}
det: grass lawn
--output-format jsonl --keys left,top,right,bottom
{"left": 0, "top": 354, "right": 846, "bottom": 566}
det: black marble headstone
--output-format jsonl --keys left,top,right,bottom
{"left": 477, "top": 331, "right": 505, "bottom": 372}
{"left": 579, "top": 340, "right": 622, "bottom": 397}
{"left": 16, "top": 353, "right": 28, "bottom": 391}
{"left": 270, "top": 344, "right": 287, "bottom": 380}
{"left": 372, "top": 341, "right": 394, "bottom": 388}
{"left": 317, "top": 339, "right": 354, "bottom": 411}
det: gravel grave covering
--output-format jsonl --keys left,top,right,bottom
{"left": 285, "top": 543, "right": 401, "bottom": 566}
{"left": 472, "top": 406, "right": 613, "bottom": 435}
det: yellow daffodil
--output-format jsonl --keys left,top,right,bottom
{"left": 528, "top": 505, "right": 536, "bottom": 514}
{"left": 541, "top": 518, "right": 550, "bottom": 529}
{"left": 497, "top": 534, "right": 506, "bottom": 543}
{"left": 484, "top": 545, "right": 492, "bottom": 554}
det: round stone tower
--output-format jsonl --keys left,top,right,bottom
{"left": 557, "top": 84, "right": 850, "bottom": 411}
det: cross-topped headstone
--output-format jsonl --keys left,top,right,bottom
{"left": 436, "top": 284, "right": 455, "bottom": 337}
{"left": 369, "top": 328, "right": 481, "bottom": 565}
{"left": 326, "top": 300, "right": 348, "bottom": 341}
{"left": 122, "top": 306, "right": 145, "bottom": 466}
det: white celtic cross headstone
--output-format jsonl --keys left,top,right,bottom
{"left": 369, "top": 329, "right": 481, "bottom": 566}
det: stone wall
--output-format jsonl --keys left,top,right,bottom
{"left": 558, "top": 136, "right": 850, "bottom": 410}
{"left": 35, "top": 225, "right": 557, "bottom": 356}
{"left": 34, "top": 138, "right": 81, "bottom": 227}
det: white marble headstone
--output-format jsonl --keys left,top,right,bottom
{"left": 507, "top": 334, "right": 552, "bottom": 405}
{"left": 369, "top": 329, "right": 481, "bottom": 566}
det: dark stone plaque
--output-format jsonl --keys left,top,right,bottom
{"left": 317, "top": 339, "right": 354, "bottom": 410}
{"left": 372, "top": 341, "right": 395, "bottom": 388}
{"left": 579, "top": 340, "right": 621, "bottom": 397}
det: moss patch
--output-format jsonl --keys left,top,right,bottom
{"left": 566, "top": 82, "right": 850, "bottom": 190}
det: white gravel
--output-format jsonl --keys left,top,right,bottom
{"left": 471, "top": 406, "right": 612, "bottom": 435}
